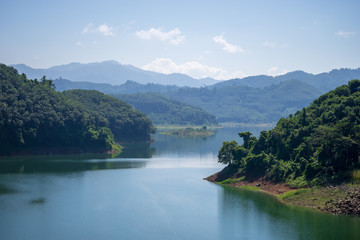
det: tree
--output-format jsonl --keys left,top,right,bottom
{"left": 218, "top": 141, "right": 238, "bottom": 165}
{"left": 217, "top": 80, "right": 360, "bottom": 186}
{"left": 238, "top": 131, "right": 252, "bottom": 149}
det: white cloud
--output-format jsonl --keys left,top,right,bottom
{"left": 142, "top": 58, "right": 246, "bottom": 80}
{"left": 261, "top": 41, "right": 276, "bottom": 48}
{"left": 213, "top": 35, "right": 244, "bottom": 53}
{"left": 261, "top": 41, "right": 289, "bottom": 48}
{"left": 136, "top": 28, "right": 184, "bottom": 45}
{"left": 82, "top": 23, "right": 116, "bottom": 37}
{"left": 267, "top": 67, "right": 288, "bottom": 77}
{"left": 335, "top": 31, "right": 355, "bottom": 37}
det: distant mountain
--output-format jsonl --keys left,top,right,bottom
{"left": 16, "top": 61, "right": 359, "bottom": 124}
{"left": 52, "top": 77, "right": 326, "bottom": 123}
{"left": 13, "top": 61, "right": 359, "bottom": 90}
{"left": 166, "top": 79, "right": 322, "bottom": 123}
{"left": 115, "top": 93, "right": 218, "bottom": 126}
{"left": 213, "top": 68, "right": 360, "bottom": 93}
{"left": 53, "top": 79, "right": 179, "bottom": 94}
{"left": 12, "top": 61, "right": 218, "bottom": 87}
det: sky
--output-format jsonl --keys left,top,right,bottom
{"left": 1, "top": 0, "right": 359, "bottom": 80}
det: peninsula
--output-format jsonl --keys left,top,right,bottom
{"left": 208, "top": 80, "right": 360, "bottom": 216}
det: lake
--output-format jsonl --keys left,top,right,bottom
{"left": 0, "top": 126, "right": 359, "bottom": 240}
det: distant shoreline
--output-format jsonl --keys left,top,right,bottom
{"left": 161, "top": 127, "right": 215, "bottom": 137}
{"left": 155, "top": 122, "right": 274, "bottom": 130}
{"left": 219, "top": 122, "right": 275, "bottom": 127}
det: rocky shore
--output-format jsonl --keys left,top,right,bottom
{"left": 321, "top": 187, "right": 360, "bottom": 216}
{"left": 206, "top": 171, "right": 360, "bottom": 217}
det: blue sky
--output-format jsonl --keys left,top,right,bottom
{"left": 1, "top": 0, "right": 359, "bottom": 80}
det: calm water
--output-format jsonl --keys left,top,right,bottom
{"left": 0, "top": 126, "right": 359, "bottom": 240}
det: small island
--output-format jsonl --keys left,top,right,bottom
{"left": 162, "top": 126, "right": 215, "bottom": 137}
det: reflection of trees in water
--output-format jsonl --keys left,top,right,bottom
{"left": 0, "top": 154, "right": 147, "bottom": 174}
{"left": 219, "top": 185, "right": 360, "bottom": 240}
{"left": 118, "top": 142, "right": 155, "bottom": 158}
{"left": 151, "top": 126, "right": 272, "bottom": 157}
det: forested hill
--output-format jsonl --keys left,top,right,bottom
{"left": 115, "top": 93, "right": 218, "bottom": 126}
{"left": 62, "top": 90, "right": 155, "bottom": 142}
{"left": 213, "top": 68, "right": 360, "bottom": 92}
{"left": 54, "top": 79, "right": 179, "bottom": 94}
{"left": 166, "top": 79, "right": 321, "bottom": 123}
{"left": 216, "top": 80, "right": 360, "bottom": 187}
{"left": 0, "top": 64, "right": 155, "bottom": 155}
{"left": 53, "top": 78, "right": 322, "bottom": 124}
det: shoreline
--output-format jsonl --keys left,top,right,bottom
{"left": 205, "top": 171, "right": 360, "bottom": 217}
{"left": 205, "top": 172, "right": 294, "bottom": 195}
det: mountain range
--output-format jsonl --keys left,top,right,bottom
{"left": 213, "top": 68, "right": 360, "bottom": 93}
{"left": 12, "top": 61, "right": 360, "bottom": 92}
{"left": 12, "top": 61, "right": 218, "bottom": 87}
{"left": 9, "top": 61, "right": 360, "bottom": 124}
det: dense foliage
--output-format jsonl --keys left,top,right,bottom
{"left": 15, "top": 63, "right": 360, "bottom": 124}
{"left": 54, "top": 79, "right": 179, "bottom": 94}
{"left": 0, "top": 64, "right": 154, "bottom": 155}
{"left": 52, "top": 77, "right": 322, "bottom": 124}
{"left": 166, "top": 79, "right": 321, "bottom": 123}
{"left": 218, "top": 80, "right": 360, "bottom": 186}
{"left": 115, "top": 93, "right": 218, "bottom": 126}
{"left": 63, "top": 90, "right": 155, "bottom": 142}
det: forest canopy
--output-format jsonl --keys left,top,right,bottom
{"left": 63, "top": 90, "right": 155, "bottom": 142}
{"left": 115, "top": 92, "right": 218, "bottom": 126}
{"left": 217, "top": 80, "right": 360, "bottom": 187}
{"left": 0, "top": 64, "right": 155, "bottom": 155}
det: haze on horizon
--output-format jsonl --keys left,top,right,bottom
{"left": 1, "top": 0, "right": 359, "bottom": 80}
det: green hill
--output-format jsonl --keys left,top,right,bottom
{"left": 216, "top": 80, "right": 360, "bottom": 187}
{"left": 63, "top": 90, "right": 155, "bottom": 142}
{"left": 52, "top": 77, "right": 322, "bottom": 124}
{"left": 0, "top": 64, "right": 155, "bottom": 155}
{"left": 167, "top": 79, "right": 321, "bottom": 123}
{"left": 115, "top": 93, "right": 218, "bottom": 126}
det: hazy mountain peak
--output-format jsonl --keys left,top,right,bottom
{"left": 10, "top": 62, "right": 360, "bottom": 90}
{"left": 11, "top": 61, "right": 217, "bottom": 87}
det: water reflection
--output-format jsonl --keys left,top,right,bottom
{"left": 119, "top": 142, "right": 155, "bottom": 158}
{"left": 0, "top": 125, "right": 360, "bottom": 239}
{"left": 0, "top": 155, "right": 147, "bottom": 174}
{"left": 146, "top": 126, "right": 273, "bottom": 158}
{"left": 219, "top": 185, "right": 360, "bottom": 240}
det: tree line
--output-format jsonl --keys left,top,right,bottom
{"left": 0, "top": 64, "right": 155, "bottom": 155}
{"left": 218, "top": 80, "right": 360, "bottom": 187}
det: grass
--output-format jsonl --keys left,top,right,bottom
{"left": 219, "top": 176, "right": 245, "bottom": 184}
{"left": 286, "top": 175, "right": 308, "bottom": 188}
{"left": 278, "top": 189, "right": 310, "bottom": 200}
{"left": 240, "top": 185, "right": 262, "bottom": 191}
{"left": 218, "top": 177, "right": 263, "bottom": 192}
{"left": 278, "top": 184, "right": 360, "bottom": 211}
{"left": 352, "top": 169, "right": 360, "bottom": 184}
